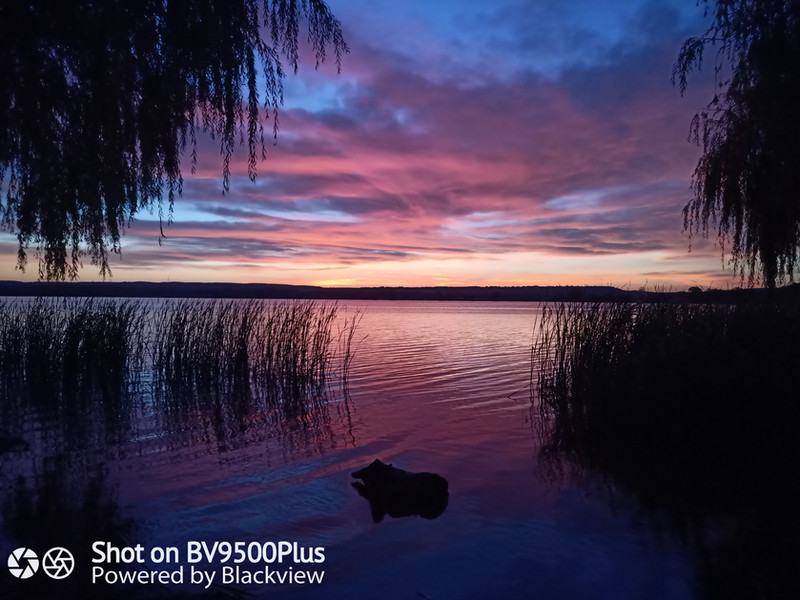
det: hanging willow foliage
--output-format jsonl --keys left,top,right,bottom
{"left": 674, "top": 0, "right": 800, "bottom": 288}
{"left": 0, "top": 1, "right": 347, "bottom": 280}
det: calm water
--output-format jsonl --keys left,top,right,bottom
{"left": 0, "top": 300, "right": 693, "bottom": 599}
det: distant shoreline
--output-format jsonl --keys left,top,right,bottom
{"left": 1, "top": 280, "right": 797, "bottom": 303}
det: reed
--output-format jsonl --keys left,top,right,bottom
{"left": 151, "top": 300, "right": 355, "bottom": 406}
{"left": 0, "top": 298, "right": 146, "bottom": 402}
{"left": 533, "top": 300, "right": 800, "bottom": 505}
{"left": 0, "top": 297, "right": 358, "bottom": 444}
{"left": 533, "top": 300, "right": 800, "bottom": 600}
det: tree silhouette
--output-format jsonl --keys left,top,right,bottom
{"left": 674, "top": 0, "right": 800, "bottom": 288}
{"left": 0, "top": 1, "right": 347, "bottom": 280}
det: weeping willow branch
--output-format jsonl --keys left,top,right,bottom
{"left": 0, "top": 0, "right": 348, "bottom": 280}
{"left": 674, "top": 0, "right": 800, "bottom": 288}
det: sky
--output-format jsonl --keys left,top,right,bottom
{"left": 2, "top": 0, "right": 739, "bottom": 289}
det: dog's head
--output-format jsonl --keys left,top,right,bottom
{"left": 351, "top": 458, "right": 391, "bottom": 484}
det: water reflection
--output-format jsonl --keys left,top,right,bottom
{"left": 538, "top": 447, "right": 800, "bottom": 600}
{"left": 1, "top": 458, "right": 134, "bottom": 599}
{"left": 0, "top": 299, "right": 727, "bottom": 598}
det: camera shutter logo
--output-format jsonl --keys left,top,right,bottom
{"left": 8, "top": 547, "right": 39, "bottom": 579}
{"left": 42, "top": 547, "right": 75, "bottom": 579}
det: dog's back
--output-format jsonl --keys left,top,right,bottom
{"left": 352, "top": 459, "right": 449, "bottom": 522}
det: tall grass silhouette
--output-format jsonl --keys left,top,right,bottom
{"left": 532, "top": 300, "right": 800, "bottom": 599}
{"left": 0, "top": 298, "right": 359, "bottom": 453}
{"left": 532, "top": 302, "right": 800, "bottom": 476}
{"left": 0, "top": 297, "right": 146, "bottom": 446}
{"left": 152, "top": 300, "right": 353, "bottom": 404}
{"left": 533, "top": 300, "right": 800, "bottom": 482}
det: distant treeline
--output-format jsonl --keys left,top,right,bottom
{"left": 1, "top": 280, "right": 798, "bottom": 303}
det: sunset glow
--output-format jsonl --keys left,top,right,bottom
{"left": 1, "top": 0, "right": 737, "bottom": 289}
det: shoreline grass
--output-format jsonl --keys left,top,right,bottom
{"left": 151, "top": 300, "right": 348, "bottom": 404}
{"left": 0, "top": 297, "right": 358, "bottom": 446}
{"left": 533, "top": 300, "right": 800, "bottom": 486}
{"left": 532, "top": 299, "right": 800, "bottom": 599}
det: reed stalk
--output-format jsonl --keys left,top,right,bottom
{"left": 533, "top": 300, "right": 800, "bottom": 505}
{"left": 0, "top": 298, "right": 357, "bottom": 440}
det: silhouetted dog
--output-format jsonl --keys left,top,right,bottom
{"left": 351, "top": 459, "right": 449, "bottom": 523}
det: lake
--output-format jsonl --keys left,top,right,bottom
{"left": 0, "top": 300, "right": 694, "bottom": 599}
